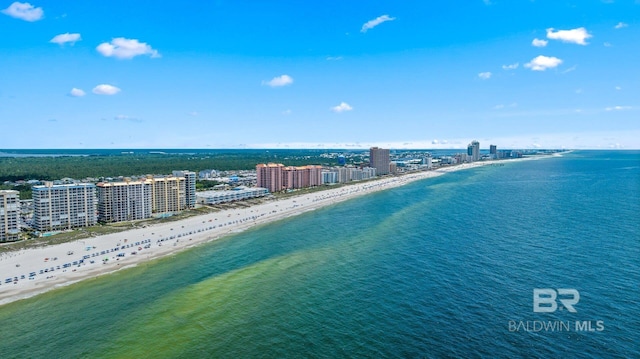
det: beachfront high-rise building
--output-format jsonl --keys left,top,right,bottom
{"left": 282, "top": 165, "right": 323, "bottom": 190}
{"left": 32, "top": 183, "right": 96, "bottom": 232}
{"left": 369, "top": 147, "right": 390, "bottom": 175}
{"left": 467, "top": 140, "right": 480, "bottom": 162}
{"left": 490, "top": 145, "right": 497, "bottom": 155}
{"left": 0, "top": 190, "right": 20, "bottom": 242}
{"left": 97, "top": 180, "right": 152, "bottom": 223}
{"left": 172, "top": 170, "right": 196, "bottom": 208}
{"left": 256, "top": 163, "right": 284, "bottom": 193}
{"left": 146, "top": 175, "right": 186, "bottom": 213}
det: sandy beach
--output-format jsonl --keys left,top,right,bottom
{"left": 0, "top": 159, "right": 537, "bottom": 306}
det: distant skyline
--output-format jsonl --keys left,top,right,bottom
{"left": 1, "top": 1, "right": 639, "bottom": 149}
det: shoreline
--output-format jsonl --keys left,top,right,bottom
{"left": 0, "top": 157, "right": 545, "bottom": 306}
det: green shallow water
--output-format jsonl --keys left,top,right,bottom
{"left": 1, "top": 151, "right": 639, "bottom": 358}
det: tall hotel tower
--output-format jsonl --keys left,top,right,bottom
{"left": 32, "top": 183, "right": 96, "bottom": 232}
{"left": 96, "top": 180, "right": 152, "bottom": 223}
{"left": 369, "top": 147, "right": 390, "bottom": 175}
{"left": 0, "top": 190, "right": 20, "bottom": 242}
{"left": 256, "top": 163, "right": 284, "bottom": 193}
{"left": 467, "top": 140, "right": 480, "bottom": 162}
{"left": 172, "top": 170, "right": 196, "bottom": 208}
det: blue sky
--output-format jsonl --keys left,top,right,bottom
{"left": 1, "top": 0, "right": 638, "bottom": 149}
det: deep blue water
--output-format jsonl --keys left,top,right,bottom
{"left": 0, "top": 151, "right": 638, "bottom": 358}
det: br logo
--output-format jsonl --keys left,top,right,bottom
{"left": 533, "top": 288, "right": 579, "bottom": 313}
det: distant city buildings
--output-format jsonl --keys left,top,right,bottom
{"left": 0, "top": 190, "right": 20, "bottom": 242}
{"left": 369, "top": 147, "right": 390, "bottom": 175}
{"left": 467, "top": 141, "right": 480, "bottom": 162}
{"left": 32, "top": 183, "right": 96, "bottom": 232}
{"left": 490, "top": 145, "right": 497, "bottom": 155}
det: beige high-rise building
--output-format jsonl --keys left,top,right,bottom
{"left": 146, "top": 175, "right": 186, "bottom": 213}
{"left": 369, "top": 147, "right": 390, "bottom": 175}
{"left": 0, "top": 190, "right": 20, "bottom": 242}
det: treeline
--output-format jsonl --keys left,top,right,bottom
{"left": 0, "top": 150, "right": 338, "bottom": 182}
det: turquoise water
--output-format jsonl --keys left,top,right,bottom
{"left": 1, "top": 151, "right": 638, "bottom": 358}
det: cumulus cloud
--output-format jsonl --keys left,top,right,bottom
{"left": 50, "top": 33, "right": 81, "bottom": 45}
{"left": 605, "top": 106, "right": 631, "bottom": 111}
{"left": 478, "top": 72, "right": 492, "bottom": 80}
{"left": 614, "top": 22, "right": 628, "bottom": 29}
{"left": 92, "top": 84, "right": 121, "bottom": 95}
{"left": 546, "top": 27, "right": 592, "bottom": 45}
{"left": 502, "top": 63, "right": 519, "bottom": 70}
{"left": 1, "top": 2, "right": 43, "bottom": 21}
{"left": 69, "top": 88, "right": 85, "bottom": 97}
{"left": 331, "top": 102, "right": 353, "bottom": 113}
{"left": 96, "top": 38, "right": 160, "bottom": 59}
{"left": 263, "top": 74, "right": 293, "bottom": 87}
{"left": 432, "top": 139, "right": 439, "bottom": 144}
{"left": 532, "top": 38, "right": 548, "bottom": 47}
{"left": 524, "top": 55, "right": 563, "bottom": 71}
{"left": 361, "top": 15, "right": 395, "bottom": 33}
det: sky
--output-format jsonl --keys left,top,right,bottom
{"left": 1, "top": 0, "right": 639, "bottom": 150}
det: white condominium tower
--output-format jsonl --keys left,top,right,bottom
{"left": 0, "top": 190, "right": 20, "bottom": 242}
{"left": 97, "top": 180, "right": 152, "bottom": 223}
{"left": 172, "top": 170, "right": 196, "bottom": 208}
{"left": 32, "top": 183, "right": 96, "bottom": 232}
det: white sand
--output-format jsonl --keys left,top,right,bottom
{"left": 0, "top": 158, "right": 539, "bottom": 305}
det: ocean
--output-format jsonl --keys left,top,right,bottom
{"left": 0, "top": 151, "right": 638, "bottom": 358}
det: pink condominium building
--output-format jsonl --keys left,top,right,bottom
{"left": 256, "top": 163, "right": 323, "bottom": 193}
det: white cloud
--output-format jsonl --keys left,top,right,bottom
{"left": 331, "top": 102, "right": 353, "bottom": 113}
{"left": 263, "top": 74, "right": 293, "bottom": 87}
{"left": 92, "top": 84, "right": 121, "bottom": 95}
{"left": 546, "top": 27, "right": 592, "bottom": 45}
{"left": 96, "top": 38, "right": 160, "bottom": 59}
{"left": 69, "top": 88, "right": 85, "bottom": 97}
{"left": 614, "top": 22, "right": 628, "bottom": 29}
{"left": 561, "top": 65, "right": 577, "bottom": 74}
{"left": 605, "top": 106, "right": 631, "bottom": 111}
{"left": 502, "top": 63, "right": 519, "bottom": 70}
{"left": 432, "top": 139, "right": 439, "bottom": 144}
{"left": 478, "top": 72, "right": 492, "bottom": 80}
{"left": 603, "top": 42, "right": 612, "bottom": 47}
{"left": 1, "top": 2, "right": 43, "bottom": 21}
{"left": 532, "top": 38, "right": 548, "bottom": 47}
{"left": 524, "top": 55, "right": 563, "bottom": 71}
{"left": 50, "top": 33, "right": 81, "bottom": 45}
{"left": 114, "top": 115, "right": 142, "bottom": 123}
{"left": 188, "top": 111, "right": 199, "bottom": 117}
{"left": 282, "top": 109, "right": 292, "bottom": 115}
{"left": 615, "top": 86, "right": 621, "bottom": 90}
{"left": 361, "top": 15, "right": 395, "bottom": 33}
{"left": 326, "top": 56, "right": 343, "bottom": 61}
